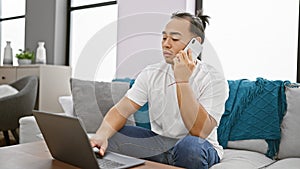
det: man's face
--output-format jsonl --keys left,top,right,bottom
{"left": 162, "top": 18, "right": 194, "bottom": 64}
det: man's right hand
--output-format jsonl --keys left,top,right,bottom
{"left": 90, "top": 135, "right": 108, "bottom": 156}
{"left": 89, "top": 97, "right": 140, "bottom": 156}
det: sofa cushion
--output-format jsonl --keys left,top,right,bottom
{"left": 210, "top": 149, "right": 274, "bottom": 169}
{"left": 278, "top": 83, "right": 300, "bottom": 159}
{"left": 70, "top": 78, "right": 133, "bottom": 133}
{"left": 227, "top": 139, "right": 268, "bottom": 155}
{"left": 267, "top": 158, "right": 300, "bottom": 169}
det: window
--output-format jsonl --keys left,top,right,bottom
{"left": 0, "top": 0, "right": 26, "bottom": 66}
{"left": 69, "top": 0, "right": 118, "bottom": 82}
{"left": 204, "top": 0, "right": 299, "bottom": 82}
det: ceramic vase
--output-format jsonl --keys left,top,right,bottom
{"left": 3, "top": 41, "right": 13, "bottom": 65}
{"left": 35, "top": 41, "right": 46, "bottom": 64}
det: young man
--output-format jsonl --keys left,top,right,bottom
{"left": 90, "top": 11, "right": 229, "bottom": 169}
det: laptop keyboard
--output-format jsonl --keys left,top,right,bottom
{"left": 98, "top": 158, "right": 125, "bottom": 169}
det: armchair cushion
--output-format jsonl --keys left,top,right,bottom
{"left": 0, "top": 84, "right": 18, "bottom": 99}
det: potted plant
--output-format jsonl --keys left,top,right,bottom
{"left": 16, "top": 49, "right": 35, "bottom": 65}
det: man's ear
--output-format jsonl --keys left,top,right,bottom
{"left": 196, "top": 37, "right": 202, "bottom": 44}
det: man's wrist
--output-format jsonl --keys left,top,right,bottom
{"left": 168, "top": 81, "right": 189, "bottom": 86}
{"left": 176, "top": 81, "right": 190, "bottom": 86}
{"left": 176, "top": 81, "right": 189, "bottom": 83}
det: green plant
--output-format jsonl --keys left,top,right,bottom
{"left": 16, "top": 49, "right": 34, "bottom": 60}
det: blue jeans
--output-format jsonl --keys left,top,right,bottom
{"left": 107, "top": 126, "right": 220, "bottom": 169}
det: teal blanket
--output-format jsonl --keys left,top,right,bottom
{"left": 218, "top": 78, "right": 289, "bottom": 158}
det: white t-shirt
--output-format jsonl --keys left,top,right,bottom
{"left": 126, "top": 60, "right": 229, "bottom": 159}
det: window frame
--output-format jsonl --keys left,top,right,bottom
{"left": 0, "top": 1, "right": 26, "bottom": 62}
{"left": 297, "top": 1, "right": 300, "bottom": 83}
{"left": 65, "top": 0, "right": 117, "bottom": 66}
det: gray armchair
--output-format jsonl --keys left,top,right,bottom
{"left": 0, "top": 76, "right": 38, "bottom": 145}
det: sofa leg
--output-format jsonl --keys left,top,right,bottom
{"left": 3, "top": 131, "right": 10, "bottom": 146}
{"left": 11, "top": 129, "right": 19, "bottom": 144}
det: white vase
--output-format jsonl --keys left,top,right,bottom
{"left": 3, "top": 41, "right": 13, "bottom": 65}
{"left": 35, "top": 41, "right": 46, "bottom": 64}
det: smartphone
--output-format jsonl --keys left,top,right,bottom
{"left": 183, "top": 38, "right": 203, "bottom": 61}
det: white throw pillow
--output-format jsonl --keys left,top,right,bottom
{"left": 58, "top": 95, "right": 74, "bottom": 116}
{"left": 278, "top": 83, "right": 300, "bottom": 159}
{"left": 0, "top": 84, "right": 18, "bottom": 99}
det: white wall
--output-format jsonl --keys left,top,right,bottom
{"left": 204, "top": 0, "right": 299, "bottom": 81}
{"left": 116, "top": 0, "right": 195, "bottom": 79}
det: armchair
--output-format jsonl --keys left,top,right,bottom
{"left": 0, "top": 76, "right": 38, "bottom": 145}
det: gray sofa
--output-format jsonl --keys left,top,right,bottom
{"left": 19, "top": 78, "right": 300, "bottom": 169}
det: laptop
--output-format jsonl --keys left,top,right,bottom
{"left": 33, "top": 111, "right": 145, "bottom": 169}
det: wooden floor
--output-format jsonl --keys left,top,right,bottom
{"left": 0, "top": 130, "right": 17, "bottom": 147}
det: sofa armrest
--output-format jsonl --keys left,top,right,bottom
{"left": 19, "top": 116, "right": 42, "bottom": 144}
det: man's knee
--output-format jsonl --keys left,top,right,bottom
{"left": 172, "top": 136, "right": 217, "bottom": 169}
{"left": 174, "top": 136, "right": 207, "bottom": 155}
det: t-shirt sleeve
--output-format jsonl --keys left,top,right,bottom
{"left": 203, "top": 79, "right": 228, "bottom": 124}
{"left": 196, "top": 71, "right": 229, "bottom": 125}
{"left": 125, "top": 70, "right": 148, "bottom": 106}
